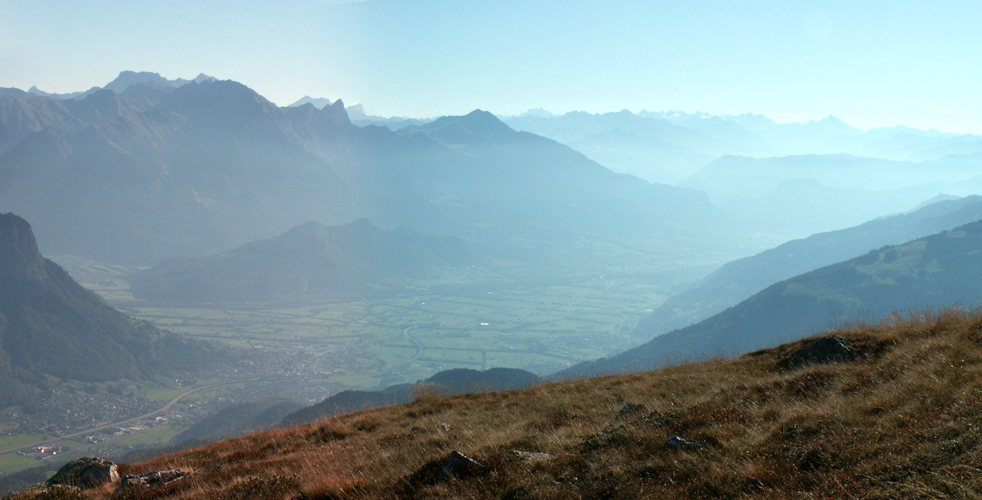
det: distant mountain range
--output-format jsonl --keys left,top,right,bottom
{"left": 499, "top": 110, "right": 982, "bottom": 241}
{"left": 287, "top": 96, "right": 334, "bottom": 109}
{"left": 635, "top": 195, "right": 982, "bottom": 339}
{"left": 4, "top": 71, "right": 977, "bottom": 274}
{"left": 0, "top": 213, "right": 217, "bottom": 408}
{"left": 679, "top": 154, "right": 982, "bottom": 238}
{"left": 0, "top": 77, "right": 747, "bottom": 281}
{"left": 562, "top": 217, "right": 982, "bottom": 378}
{"left": 502, "top": 109, "right": 982, "bottom": 184}
{"left": 1, "top": 71, "right": 215, "bottom": 101}
{"left": 682, "top": 153, "right": 980, "bottom": 203}
{"left": 287, "top": 97, "right": 430, "bottom": 130}
{"left": 502, "top": 109, "right": 764, "bottom": 184}
{"left": 4, "top": 71, "right": 980, "bottom": 317}
{"left": 128, "top": 219, "right": 475, "bottom": 304}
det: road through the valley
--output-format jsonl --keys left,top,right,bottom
{"left": 0, "top": 378, "right": 263, "bottom": 456}
{"left": 403, "top": 327, "right": 425, "bottom": 363}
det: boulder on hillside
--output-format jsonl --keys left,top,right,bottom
{"left": 616, "top": 402, "right": 647, "bottom": 419}
{"left": 401, "top": 450, "right": 486, "bottom": 495}
{"left": 443, "top": 451, "right": 484, "bottom": 478}
{"left": 46, "top": 457, "right": 119, "bottom": 489}
{"left": 664, "top": 436, "right": 702, "bottom": 450}
{"left": 5, "top": 457, "right": 119, "bottom": 499}
{"left": 778, "top": 335, "right": 858, "bottom": 370}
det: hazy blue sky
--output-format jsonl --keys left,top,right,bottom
{"left": 1, "top": 0, "right": 980, "bottom": 132}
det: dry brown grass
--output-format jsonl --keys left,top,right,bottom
{"left": 65, "top": 308, "right": 982, "bottom": 498}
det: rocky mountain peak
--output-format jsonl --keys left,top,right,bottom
{"left": 430, "top": 109, "right": 516, "bottom": 140}
{"left": 321, "top": 98, "right": 351, "bottom": 127}
{"left": 0, "top": 213, "right": 47, "bottom": 282}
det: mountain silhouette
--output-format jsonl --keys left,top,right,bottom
{"left": 128, "top": 219, "right": 475, "bottom": 304}
{"left": 504, "top": 109, "right": 982, "bottom": 187}
{"left": 0, "top": 79, "right": 738, "bottom": 273}
{"left": 288, "top": 96, "right": 333, "bottom": 109}
{"left": 102, "top": 70, "right": 214, "bottom": 94}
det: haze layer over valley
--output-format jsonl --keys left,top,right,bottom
{"left": 501, "top": 111, "right": 982, "bottom": 240}
{"left": 4, "top": 2, "right": 982, "bottom": 496}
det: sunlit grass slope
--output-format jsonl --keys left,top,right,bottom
{"left": 88, "top": 309, "right": 982, "bottom": 499}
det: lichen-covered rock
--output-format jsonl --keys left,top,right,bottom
{"left": 443, "top": 450, "right": 483, "bottom": 478}
{"left": 616, "top": 402, "right": 647, "bottom": 418}
{"left": 401, "top": 449, "right": 485, "bottom": 494}
{"left": 117, "top": 469, "right": 189, "bottom": 492}
{"left": 46, "top": 457, "right": 118, "bottom": 489}
{"left": 664, "top": 436, "right": 702, "bottom": 450}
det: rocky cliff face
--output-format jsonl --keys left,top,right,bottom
{"left": 0, "top": 212, "right": 48, "bottom": 282}
{"left": 0, "top": 213, "right": 220, "bottom": 407}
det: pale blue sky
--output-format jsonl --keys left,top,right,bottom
{"left": 1, "top": 0, "right": 980, "bottom": 132}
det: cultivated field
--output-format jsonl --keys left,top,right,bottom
{"left": 57, "top": 254, "right": 684, "bottom": 388}
{"left": 120, "top": 274, "right": 665, "bottom": 388}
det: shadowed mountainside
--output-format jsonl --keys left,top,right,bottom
{"left": 0, "top": 213, "right": 220, "bottom": 408}
{"left": 128, "top": 219, "right": 475, "bottom": 304}
{"left": 0, "top": 86, "right": 164, "bottom": 157}
{"left": 636, "top": 195, "right": 982, "bottom": 338}
{"left": 562, "top": 217, "right": 982, "bottom": 378}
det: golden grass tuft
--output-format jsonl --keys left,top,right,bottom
{"left": 25, "top": 307, "right": 982, "bottom": 499}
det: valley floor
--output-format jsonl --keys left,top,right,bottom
{"left": 0, "top": 257, "right": 680, "bottom": 481}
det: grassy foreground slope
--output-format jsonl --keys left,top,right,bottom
{"left": 78, "top": 309, "right": 982, "bottom": 499}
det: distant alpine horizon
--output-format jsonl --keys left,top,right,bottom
{"left": 2, "top": 69, "right": 980, "bottom": 265}
{"left": 5, "top": 69, "right": 979, "bottom": 137}
{"left": 3, "top": 2, "right": 981, "bottom": 134}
